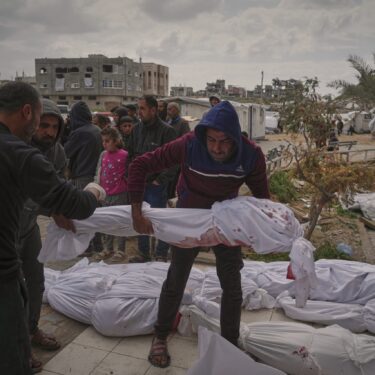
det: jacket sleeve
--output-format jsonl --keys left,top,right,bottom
{"left": 128, "top": 134, "right": 187, "bottom": 203}
{"left": 20, "top": 151, "right": 97, "bottom": 220}
{"left": 245, "top": 148, "right": 271, "bottom": 199}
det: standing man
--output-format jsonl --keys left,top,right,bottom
{"left": 128, "top": 101, "right": 270, "bottom": 368}
{"left": 0, "top": 81, "right": 104, "bottom": 375}
{"left": 17, "top": 99, "right": 67, "bottom": 370}
{"left": 157, "top": 100, "right": 168, "bottom": 121}
{"left": 127, "top": 95, "right": 176, "bottom": 262}
{"left": 166, "top": 102, "right": 190, "bottom": 198}
{"left": 125, "top": 104, "right": 140, "bottom": 126}
{"left": 64, "top": 101, "right": 103, "bottom": 255}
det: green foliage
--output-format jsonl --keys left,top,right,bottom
{"left": 335, "top": 205, "right": 358, "bottom": 219}
{"left": 244, "top": 251, "right": 290, "bottom": 262}
{"left": 329, "top": 53, "right": 375, "bottom": 108}
{"left": 269, "top": 171, "right": 298, "bottom": 203}
{"left": 314, "top": 241, "right": 353, "bottom": 261}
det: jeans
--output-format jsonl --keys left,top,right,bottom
{"left": 155, "top": 244, "right": 243, "bottom": 345}
{"left": 138, "top": 184, "right": 169, "bottom": 259}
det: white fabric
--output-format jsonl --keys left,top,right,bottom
{"left": 277, "top": 293, "right": 367, "bottom": 333}
{"left": 39, "top": 197, "right": 317, "bottom": 308}
{"left": 45, "top": 260, "right": 204, "bottom": 335}
{"left": 363, "top": 299, "right": 375, "bottom": 334}
{"left": 187, "top": 327, "right": 286, "bottom": 375}
{"left": 84, "top": 77, "right": 93, "bottom": 88}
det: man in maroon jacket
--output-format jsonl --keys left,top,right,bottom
{"left": 128, "top": 101, "right": 270, "bottom": 368}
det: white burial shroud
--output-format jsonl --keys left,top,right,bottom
{"left": 39, "top": 196, "right": 317, "bottom": 307}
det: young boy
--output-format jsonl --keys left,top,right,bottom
{"left": 118, "top": 116, "right": 134, "bottom": 151}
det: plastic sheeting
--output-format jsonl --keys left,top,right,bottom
{"left": 179, "top": 305, "right": 375, "bottom": 375}
{"left": 187, "top": 327, "right": 286, "bottom": 375}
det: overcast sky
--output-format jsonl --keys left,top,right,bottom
{"left": 0, "top": 0, "right": 374, "bottom": 95}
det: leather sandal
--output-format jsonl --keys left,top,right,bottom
{"left": 31, "top": 328, "right": 61, "bottom": 351}
{"left": 148, "top": 337, "right": 171, "bottom": 368}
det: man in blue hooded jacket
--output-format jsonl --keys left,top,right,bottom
{"left": 127, "top": 101, "right": 270, "bottom": 368}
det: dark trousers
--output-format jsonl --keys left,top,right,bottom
{"left": 155, "top": 245, "right": 243, "bottom": 345}
{"left": 17, "top": 225, "right": 44, "bottom": 335}
{"left": 0, "top": 275, "right": 32, "bottom": 375}
{"left": 138, "top": 184, "right": 169, "bottom": 259}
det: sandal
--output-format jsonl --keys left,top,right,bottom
{"left": 30, "top": 352, "right": 43, "bottom": 374}
{"left": 31, "top": 328, "right": 61, "bottom": 351}
{"left": 92, "top": 249, "right": 113, "bottom": 261}
{"left": 148, "top": 337, "right": 171, "bottom": 368}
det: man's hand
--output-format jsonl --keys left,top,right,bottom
{"left": 131, "top": 202, "right": 154, "bottom": 234}
{"left": 52, "top": 214, "right": 76, "bottom": 233}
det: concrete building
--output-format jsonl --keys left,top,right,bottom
{"left": 170, "top": 85, "right": 193, "bottom": 97}
{"left": 142, "top": 63, "right": 169, "bottom": 97}
{"left": 227, "top": 85, "right": 246, "bottom": 98}
{"left": 206, "top": 79, "right": 226, "bottom": 96}
{"left": 35, "top": 54, "right": 143, "bottom": 110}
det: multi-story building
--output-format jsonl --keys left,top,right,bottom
{"left": 170, "top": 85, "right": 194, "bottom": 97}
{"left": 142, "top": 63, "right": 169, "bottom": 97}
{"left": 227, "top": 85, "right": 246, "bottom": 98}
{"left": 205, "top": 79, "right": 226, "bottom": 96}
{"left": 35, "top": 54, "right": 143, "bottom": 110}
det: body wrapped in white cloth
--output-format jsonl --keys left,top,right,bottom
{"left": 39, "top": 196, "right": 317, "bottom": 306}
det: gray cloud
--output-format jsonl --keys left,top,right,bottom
{"left": 0, "top": 0, "right": 373, "bottom": 96}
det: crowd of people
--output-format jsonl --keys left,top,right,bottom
{"left": 0, "top": 82, "right": 270, "bottom": 373}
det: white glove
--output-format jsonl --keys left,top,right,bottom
{"left": 84, "top": 182, "right": 106, "bottom": 201}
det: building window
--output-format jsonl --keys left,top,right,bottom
{"left": 86, "top": 67, "right": 93, "bottom": 72}
{"left": 103, "top": 65, "right": 113, "bottom": 73}
{"left": 102, "top": 79, "right": 123, "bottom": 89}
{"left": 71, "top": 83, "right": 80, "bottom": 89}
{"left": 68, "top": 67, "right": 79, "bottom": 73}
{"left": 85, "top": 73, "right": 92, "bottom": 78}
{"left": 56, "top": 67, "right": 68, "bottom": 73}
{"left": 58, "top": 95, "right": 66, "bottom": 100}
{"left": 42, "top": 95, "right": 50, "bottom": 99}
{"left": 96, "top": 101, "right": 100, "bottom": 106}
{"left": 40, "top": 67, "right": 47, "bottom": 74}
{"left": 39, "top": 83, "right": 48, "bottom": 89}
{"left": 56, "top": 73, "right": 64, "bottom": 78}
{"left": 88, "top": 95, "right": 97, "bottom": 100}
{"left": 73, "top": 95, "right": 82, "bottom": 100}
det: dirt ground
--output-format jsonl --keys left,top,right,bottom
{"left": 267, "top": 132, "right": 375, "bottom": 146}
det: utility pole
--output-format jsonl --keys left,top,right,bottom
{"left": 260, "top": 70, "right": 264, "bottom": 99}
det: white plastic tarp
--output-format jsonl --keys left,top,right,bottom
{"left": 187, "top": 327, "right": 286, "bottom": 375}
{"left": 179, "top": 305, "right": 375, "bottom": 375}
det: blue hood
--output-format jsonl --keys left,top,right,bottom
{"left": 69, "top": 101, "right": 92, "bottom": 130}
{"left": 195, "top": 101, "right": 242, "bottom": 155}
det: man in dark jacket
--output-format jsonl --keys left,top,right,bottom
{"left": 127, "top": 95, "right": 176, "bottom": 262}
{"left": 64, "top": 101, "right": 103, "bottom": 255}
{"left": 0, "top": 82, "right": 104, "bottom": 375}
{"left": 128, "top": 101, "right": 270, "bottom": 368}
{"left": 64, "top": 101, "right": 102, "bottom": 189}
{"left": 16, "top": 99, "right": 67, "bottom": 370}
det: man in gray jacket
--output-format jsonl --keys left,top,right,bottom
{"left": 16, "top": 99, "right": 67, "bottom": 371}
